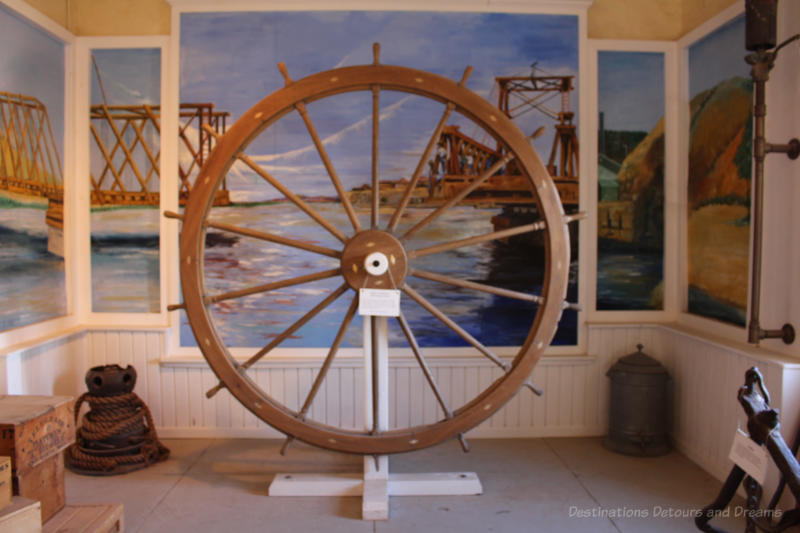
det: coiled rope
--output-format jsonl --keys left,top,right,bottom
{"left": 66, "top": 392, "right": 169, "bottom": 476}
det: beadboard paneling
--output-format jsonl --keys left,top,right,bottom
{"left": 6, "top": 322, "right": 799, "bottom": 492}
{"left": 0, "top": 331, "right": 86, "bottom": 395}
{"left": 660, "top": 326, "right": 794, "bottom": 493}
{"left": 80, "top": 325, "right": 664, "bottom": 440}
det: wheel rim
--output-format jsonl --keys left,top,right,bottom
{"left": 179, "top": 60, "right": 571, "bottom": 455}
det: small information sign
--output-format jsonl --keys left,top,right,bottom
{"left": 729, "top": 429, "right": 768, "bottom": 485}
{"left": 358, "top": 289, "right": 401, "bottom": 317}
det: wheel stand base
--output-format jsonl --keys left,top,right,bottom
{"left": 268, "top": 464, "right": 482, "bottom": 520}
{"left": 267, "top": 318, "right": 481, "bottom": 520}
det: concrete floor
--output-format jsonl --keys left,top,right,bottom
{"left": 64, "top": 437, "right": 748, "bottom": 532}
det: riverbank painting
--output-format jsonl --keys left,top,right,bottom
{"left": 89, "top": 48, "right": 162, "bottom": 313}
{"left": 687, "top": 14, "right": 751, "bottom": 326}
{"left": 0, "top": 5, "right": 66, "bottom": 332}
{"left": 597, "top": 50, "right": 665, "bottom": 310}
{"left": 178, "top": 11, "right": 580, "bottom": 348}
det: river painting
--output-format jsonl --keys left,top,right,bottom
{"left": 178, "top": 11, "right": 580, "bottom": 348}
{"left": 181, "top": 202, "right": 578, "bottom": 348}
{"left": 0, "top": 5, "right": 66, "bottom": 332}
{"left": 687, "top": 14, "right": 751, "bottom": 326}
{"left": 596, "top": 50, "right": 665, "bottom": 310}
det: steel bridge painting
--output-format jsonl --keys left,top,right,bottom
{"left": 0, "top": 91, "right": 62, "bottom": 202}
{"left": 0, "top": 92, "right": 230, "bottom": 234}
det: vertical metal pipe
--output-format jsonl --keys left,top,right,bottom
{"left": 748, "top": 72, "right": 767, "bottom": 344}
{"left": 745, "top": 49, "right": 796, "bottom": 345}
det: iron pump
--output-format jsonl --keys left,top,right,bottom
{"left": 744, "top": 0, "right": 798, "bottom": 345}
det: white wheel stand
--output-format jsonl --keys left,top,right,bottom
{"left": 268, "top": 316, "right": 482, "bottom": 520}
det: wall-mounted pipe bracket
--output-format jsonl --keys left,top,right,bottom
{"left": 748, "top": 322, "right": 795, "bottom": 345}
{"left": 766, "top": 138, "right": 799, "bottom": 160}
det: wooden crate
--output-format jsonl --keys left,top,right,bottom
{"left": 0, "top": 396, "right": 73, "bottom": 523}
{"left": 43, "top": 503, "right": 123, "bottom": 533}
{"left": 0, "top": 396, "right": 74, "bottom": 474}
{"left": 15, "top": 453, "right": 65, "bottom": 523}
{"left": 0, "top": 457, "right": 10, "bottom": 510}
{"left": 0, "top": 496, "right": 41, "bottom": 533}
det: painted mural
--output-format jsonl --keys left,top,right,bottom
{"left": 178, "top": 11, "right": 580, "bottom": 348}
{"left": 688, "top": 14, "right": 752, "bottom": 326}
{"left": 89, "top": 48, "right": 161, "bottom": 313}
{"left": 0, "top": 5, "right": 66, "bottom": 331}
{"left": 597, "top": 51, "right": 665, "bottom": 310}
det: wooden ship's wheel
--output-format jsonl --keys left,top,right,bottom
{"left": 172, "top": 45, "right": 573, "bottom": 456}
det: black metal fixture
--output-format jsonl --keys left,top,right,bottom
{"left": 744, "top": 0, "right": 798, "bottom": 345}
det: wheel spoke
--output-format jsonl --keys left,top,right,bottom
{"left": 401, "top": 152, "right": 515, "bottom": 242}
{"left": 202, "top": 125, "right": 347, "bottom": 243}
{"left": 396, "top": 311, "right": 454, "bottom": 420}
{"left": 206, "top": 268, "right": 341, "bottom": 305}
{"left": 408, "top": 212, "right": 583, "bottom": 260}
{"left": 298, "top": 296, "right": 358, "bottom": 417}
{"left": 205, "top": 219, "right": 341, "bottom": 259}
{"left": 295, "top": 102, "right": 363, "bottom": 233}
{"left": 410, "top": 268, "right": 543, "bottom": 304}
{"left": 371, "top": 85, "right": 380, "bottom": 229}
{"left": 206, "top": 284, "right": 349, "bottom": 398}
{"left": 408, "top": 221, "right": 545, "bottom": 260}
{"left": 402, "top": 284, "right": 508, "bottom": 371}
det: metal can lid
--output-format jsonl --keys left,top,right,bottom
{"left": 607, "top": 344, "right": 669, "bottom": 376}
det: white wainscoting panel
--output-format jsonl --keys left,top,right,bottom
{"left": 5, "top": 322, "right": 799, "bottom": 491}
{"left": 0, "top": 331, "right": 86, "bottom": 395}
{"left": 80, "top": 325, "right": 663, "bottom": 440}
{"left": 659, "top": 325, "right": 800, "bottom": 495}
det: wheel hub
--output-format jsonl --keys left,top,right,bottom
{"left": 340, "top": 229, "right": 407, "bottom": 290}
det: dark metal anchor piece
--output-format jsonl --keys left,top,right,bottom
{"left": 696, "top": 367, "right": 800, "bottom": 532}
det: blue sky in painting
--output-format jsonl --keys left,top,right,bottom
{"left": 598, "top": 51, "right": 664, "bottom": 132}
{"left": 180, "top": 11, "right": 578, "bottom": 199}
{"left": 91, "top": 48, "right": 161, "bottom": 106}
{"left": 689, "top": 14, "right": 749, "bottom": 98}
{"left": 0, "top": 5, "right": 65, "bottom": 160}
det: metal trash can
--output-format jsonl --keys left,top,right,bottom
{"left": 604, "top": 343, "right": 670, "bottom": 456}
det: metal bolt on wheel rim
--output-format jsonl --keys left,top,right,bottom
{"left": 177, "top": 52, "right": 571, "bottom": 455}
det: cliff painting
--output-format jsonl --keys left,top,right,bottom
{"left": 687, "top": 77, "right": 752, "bottom": 325}
{"left": 597, "top": 51, "right": 664, "bottom": 310}
{"left": 687, "top": 14, "right": 751, "bottom": 326}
